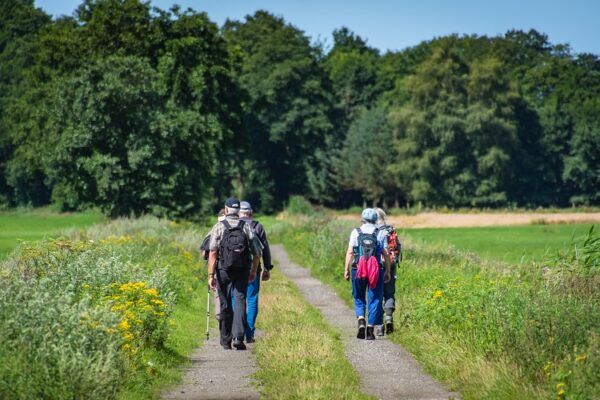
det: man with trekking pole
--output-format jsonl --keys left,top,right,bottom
{"left": 207, "top": 198, "right": 262, "bottom": 350}
{"left": 344, "top": 208, "right": 391, "bottom": 340}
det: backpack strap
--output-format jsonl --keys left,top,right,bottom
{"left": 221, "top": 219, "right": 232, "bottom": 230}
{"left": 251, "top": 220, "right": 259, "bottom": 230}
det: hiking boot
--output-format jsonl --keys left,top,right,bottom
{"left": 385, "top": 315, "right": 394, "bottom": 335}
{"left": 375, "top": 325, "right": 385, "bottom": 336}
{"left": 246, "top": 337, "right": 255, "bottom": 344}
{"left": 221, "top": 342, "right": 232, "bottom": 350}
{"left": 356, "top": 317, "right": 366, "bottom": 339}
{"left": 232, "top": 338, "right": 246, "bottom": 350}
{"left": 366, "top": 326, "right": 375, "bottom": 340}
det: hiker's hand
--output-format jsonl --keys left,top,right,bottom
{"left": 384, "top": 271, "right": 391, "bottom": 283}
{"left": 249, "top": 269, "right": 257, "bottom": 282}
{"left": 261, "top": 269, "right": 270, "bottom": 281}
{"left": 344, "top": 268, "right": 350, "bottom": 281}
{"left": 208, "top": 275, "right": 217, "bottom": 290}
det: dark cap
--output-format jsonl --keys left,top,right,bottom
{"left": 225, "top": 197, "right": 240, "bottom": 209}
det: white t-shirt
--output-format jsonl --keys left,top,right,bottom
{"left": 348, "top": 223, "right": 388, "bottom": 249}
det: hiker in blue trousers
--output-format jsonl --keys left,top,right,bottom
{"left": 238, "top": 201, "right": 272, "bottom": 343}
{"left": 344, "top": 208, "right": 391, "bottom": 340}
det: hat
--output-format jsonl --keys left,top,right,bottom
{"left": 240, "top": 201, "right": 252, "bottom": 212}
{"left": 361, "top": 208, "right": 377, "bottom": 223}
{"left": 225, "top": 197, "right": 240, "bottom": 210}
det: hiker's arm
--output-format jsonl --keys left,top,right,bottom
{"left": 382, "top": 249, "right": 391, "bottom": 283}
{"left": 208, "top": 250, "right": 218, "bottom": 289}
{"left": 259, "top": 225, "right": 272, "bottom": 270}
{"left": 249, "top": 251, "right": 261, "bottom": 282}
{"left": 344, "top": 246, "right": 354, "bottom": 281}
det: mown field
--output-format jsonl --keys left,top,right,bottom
{"left": 0, "top": 209, "right": 103, "bottom": 259}
{"left": 269, "top": 205, "right": 599, "bottom": 400}
{"left": 404, "top": 223, "right": 593, "bottom": 264}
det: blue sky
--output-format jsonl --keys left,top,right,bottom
{"left": 35, "top": 0, "right": 600, "bottom": 55}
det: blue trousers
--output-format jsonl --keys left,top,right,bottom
{"left": 351, "top": 267, "right": 384, "bottom": 326}
{"left": 232, "top": 269, "right": 261, "bottom": 340}
{"left": 245, "top": 271, "right": 261, "bottom": 339}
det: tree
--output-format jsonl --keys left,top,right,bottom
{"left": 223, "top": 11, "right": 336, "bottom": 210}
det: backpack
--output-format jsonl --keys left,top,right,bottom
{"left": 382, "top": 225, "right": 402, "bottom": 264}
{"left": 354, "top": 228, "right": 381, "bottom": 289}
{"left": 218, "top": 220, "right": 251, "bottom": 270}
{"left": 200, "top": 234, "right": 211, "bottom": 260}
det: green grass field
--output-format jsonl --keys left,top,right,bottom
{"left": 0, "top": 209, "right": 103, "bottom": 258}
{"left": 402, "top": 223, "right": 595, "bottom": 264}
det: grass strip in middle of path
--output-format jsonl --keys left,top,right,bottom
{"left": 252, "top": 268, "right": 373, "bottom": 400}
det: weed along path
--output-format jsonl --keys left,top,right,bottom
{"left": 271, "top": 245, "right": 459, "bottom": 400}
{"left": 162, "top": 328, "right": 260, "bottom": 400}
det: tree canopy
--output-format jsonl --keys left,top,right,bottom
{"left": 0, "top": 1, "right": 598, "bottom": 216}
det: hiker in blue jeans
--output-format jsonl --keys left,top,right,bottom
{"left": 238, "top": 200, "right": 272, "bottom": 343}
{"left": 344, "top": 208, "right": 391, "bottom": 340}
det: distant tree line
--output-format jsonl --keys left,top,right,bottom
{"left": 1, "top": 0, "right": 598, "bottom": 217}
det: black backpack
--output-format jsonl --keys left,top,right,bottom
{"left": 354, "top": 227, "right": 381, "bottom": 266}
{"left": 219, "top": 220, "right": 251, "bottom": 270}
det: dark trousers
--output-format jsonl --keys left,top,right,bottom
{"left": 216, "top": 267, "right": 249, "bottom": 346}
{"left": 383, "top": 262, "right": 397, "bottom": 315}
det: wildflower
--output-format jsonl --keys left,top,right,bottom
{"left": 432, "top": 290, "right": 443, "bottom": 300}
{"left": 144, "top": 288, "right": 159, "bottom": 297}
{"left": 119, "top": 319, "right": 130, "bottom": 331}
{"left": 123, "top": 332, "right": 134, "bottom": 341}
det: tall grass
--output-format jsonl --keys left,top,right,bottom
{"left": 268, "top": 215, "right": 600, "bottom": 400}
{"left": 0, "top": 217, "right": 207, "bottom": 399}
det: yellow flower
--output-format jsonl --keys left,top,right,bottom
{"left": 432, "top": 290, "right": 443, "bottom": 300}
{"left": 145, "top": 288, "right": 159, "bottom": 297}
{"left": 575, "top": 354, "right": 587, "bottom": 363}
{"left": 123, "top": 332, "right": 134, "bottom": 341}
{"left": 150, "top": 299, "right": 165, "bottom": 306}
{"left": 119, "top": 319, "right": 130, "bottom": 331}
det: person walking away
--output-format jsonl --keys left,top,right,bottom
{"left": 237, "top": 201, "right": 272, "bottom": 343}
{"left": 344, "top": 208, "right": 391, "bottom": 340}
{"left": 208, "top": 198, "right": 262, "bottom": 350}
{"left": 374, "top": 207, "right": 402, "bottom": 335}
{"left": 201, "top": 209, "right": 226, "bottom": 321}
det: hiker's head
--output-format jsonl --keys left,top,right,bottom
{"left": 240, "top": 201, "right": 253, "bottom": 217}
{"left": 217, "top": 208, "right": 226, "bottom": 222}
{"left": 224, "top": 197, "right": 240, "bottom": 215}
{"left": 375, "top": 207, "right": 387, "bottom": 225}
{"left": 360, "top": 208, "right": 377, "bottom": 224}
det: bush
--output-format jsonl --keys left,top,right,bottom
{"left": 0, "top": 217, "right": 205, "bottom": 399}
{"left": 286, "top": 195, "right": 314, "bottom": 216}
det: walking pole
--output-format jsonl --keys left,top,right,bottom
{"left": 206, "top": 282, "right": 211, "bottom": 341}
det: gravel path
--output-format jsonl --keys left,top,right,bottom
{"left": 272, "top": 245, "right": 459, "bottom": 400}
{"left": 162, "top": 328, "right": 260, "bottom": 400}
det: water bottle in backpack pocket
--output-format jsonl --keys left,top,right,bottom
{"left": 219, "top": 220, "right": 251, "bottom": 270}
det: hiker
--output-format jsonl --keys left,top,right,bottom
{"left": 344, "top": 208, "right": 391, "bottom": 340}
{"left": 238, "top": 200, "right": 272, "bottom": 343}
{"left": 208, "top": 198, "right": 262, "bottom": 350}
{"left": 201, "top": 209, "right": 226, "bottom": 322}
{"left": 374, "top": 207, "right": 402, "bottom": 335}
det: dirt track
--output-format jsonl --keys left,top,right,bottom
{"left": 338, "top": 212, "right": 600, "bottom": 228}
